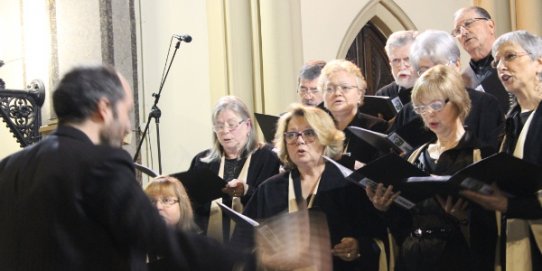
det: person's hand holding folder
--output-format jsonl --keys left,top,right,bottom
{"left": 460, "top": 184, "right": 509, "bottom": 212}
{"left": 436, "top": 195, "right": 469, "bottom": 222}
{"left": 222, "top": 179, "right": 245, "bottom": 197}
{"left": 365, "top": 183, "right": 401, "bottom": 212}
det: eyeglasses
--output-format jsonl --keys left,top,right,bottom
{"left": 324, "top": 84, "right": 359, "bottom": 94}
{"left": 298, "top": 86, "right": 320, "bottom": 95}
{"left": 150, "top": 197, "right": 179, "bottom": 207}
{"left": 491, "top": 51, "right": 532, "bottom": 69}
{"left": 213, "top": 119, "right": 246, "bottom": 133}
{"left": 284, "top": 128, "right": 317, "bottom": 144}
{"left": 413, "top": 99, "right": 449, "bottom": 115}
{"left": 451, "top": 17, "right": 489, "bottom": 37}
{"left": 390, "top": 57, "right": 410, "bottom": 67}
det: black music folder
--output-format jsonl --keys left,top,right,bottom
{"left": 134, "top": 163, "right": 159, "bottom": 177}
{"left": 254, "top": 113, "right": 279, "bottom": 143}
{"left": 359, "top": 95, "right": 403, "bottom": 120}
{"left": 354, "top": 153, "right": 439, "bottom": 204}
{"left": 407, "top": 152, "right": 542, "bottom": 197}
{"left": 169, "top": 168, "right": 227, "bottom": 205}
{"left": 323, "top": 156, "right": 416, "bottom": 209}
{"left": 217, "top": 202, "right": 260, "bottom": 228}
{"left": 348, "top": 117, "right": 434, "bottom": 154}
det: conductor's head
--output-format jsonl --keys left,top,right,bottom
{"left": 53, "top": 65, "right": 134, "bottom": 147}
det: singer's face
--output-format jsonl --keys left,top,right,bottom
{"left": 100, "top": 74, "right": 133, "bottom": 147}
{"left": 298, "top": 78, "right": 323, "bottom": 106}
{"left": 214, "top": 109, "right": 250, "bottom": 158}
{"left": 285, "top": 116, "right": 324, "bottom": 169}
{"left": 388, "top": 44, "right": 417, "bottom": 88}
{"left": 323, "top": 70, "right": 364, "bottom": 117}
{"left": 151, "top": 195, "right": 181, "bottom": 226}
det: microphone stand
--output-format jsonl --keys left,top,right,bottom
{"left": 133, "top": 38, "right": 185, "bottom": 174}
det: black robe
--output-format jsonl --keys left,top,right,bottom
{"left": 188, "top": 144, "right": 281, "bottom": 238}
{"left": 375, "top": 81, "right": 413, "bottom": 105}
{"left": 500, "top": 102, "right": 542, "bottom": 269}
{"left": 243, "top": 161, "right": 387, "bottom": 271}
{"left": 0, "top": 126, "right": 218, "bottom": 270}
{"left": 383, "top": 131, "right": 497, "bottom": 271}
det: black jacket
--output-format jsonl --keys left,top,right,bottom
{"left": 0, "top": 126, "right": 187, "bottom": 270}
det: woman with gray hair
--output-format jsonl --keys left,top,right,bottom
{"left": 189, "top": 95, "right": 280, "bottom": 243}
{"left": 462, "top": 30, "right": 542, "bottom": 271}
{"left": 244, "top": 104, "right": 385, "bottom": 270}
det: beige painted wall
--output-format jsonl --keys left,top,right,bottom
{"left": 2, "top": 0, "right": 536, "bottom": 173}
{"left": 136, "top": 0, "right": 213, "bottom": 175}
{"left": 137, "top": 0, "right": 475, "bottom": 174}
{"left": 299, "top": 0, "right": 472, "bottom": 67}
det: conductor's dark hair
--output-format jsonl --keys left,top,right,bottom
{"left": 53, "top": 65, "right": 125, "bottom": 125}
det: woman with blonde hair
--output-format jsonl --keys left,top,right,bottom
{"left": 145, "top": 176, "right": 199, "bottom": 232}
{"left": 244, "top": 104, "right": 385, "bottom": 270}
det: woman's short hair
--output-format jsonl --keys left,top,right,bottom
{"left": 201, "top": 96, "right": 259, "bottom": 163}
{"left": 274, "top": 104, "right": 345, "bottom": 169}
{"left": 144, "top": 176, "right": 198, "bottom": 232}
{"left": 319, "top": 59, "right": 367, "bottom": 96}
{"left": 410, "top": 30, "right": 460, "bottom": 73}
{"left": 412, "top": 65, "right": 471, "bottom": 122}
{"left": 492, "top": 30, "right": 542, "bottom": 62}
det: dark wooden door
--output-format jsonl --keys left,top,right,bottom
{"left": 346, "top": 22, "right": 393, "bottom": 95}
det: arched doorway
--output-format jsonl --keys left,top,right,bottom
{"left": 336, "top": 0, "right": 416, "bottom": 95}
{"left": 346, "top": 21, "right": 392, "bottom": 95}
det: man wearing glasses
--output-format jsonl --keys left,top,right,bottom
{"left": 376, "top": 30, "right": 418, "bottom": 106}
{"left": 453, "top": 6, "right": 512, "bottom": 113}
{"left": 296, "top": 60, "right": 326, "bottom": 107}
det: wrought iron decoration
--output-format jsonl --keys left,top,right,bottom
{"left": 0, "top": 79, "right": 45, "bottom": 147}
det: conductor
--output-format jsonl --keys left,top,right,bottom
{"left": 0, "top": 65, "right": 188, "bottom": 270}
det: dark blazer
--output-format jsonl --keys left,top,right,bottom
{"left": 0, "top": 126, "right": 188, "bottom": 270}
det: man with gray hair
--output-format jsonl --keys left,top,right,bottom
{"left": 453, "top": 6, "right": 512, "bottom": 113}
{"left": 376, "top": 30, "right": 418, "bottom": 105}
{"left": 297, "top": 60, "right": 326, "bottom": 106}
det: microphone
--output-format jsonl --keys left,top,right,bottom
{"left": 173, "top": 34, "right": 192, "bottom": 43}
